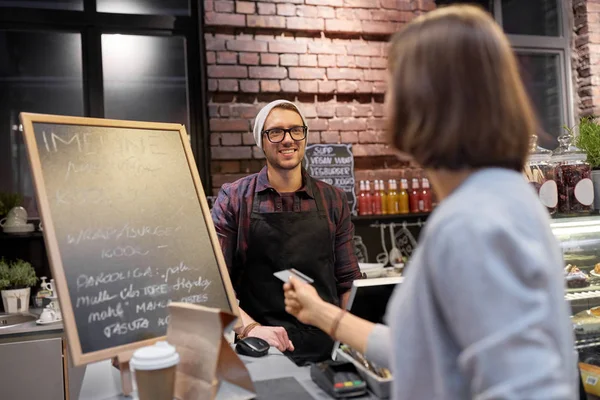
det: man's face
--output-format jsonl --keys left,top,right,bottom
{"left": 262, "top": 108, "right": 306, "bottom": 171}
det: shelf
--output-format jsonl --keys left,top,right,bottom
{"left": 0, "top": 231, "right": 44, "bottom": 240}
{"left": 565, "top": 290, "right": 600, "bottom": 302}
{"left": 352, "top": 212, "right": 431, "bottom": 222}
{"left": 552, "top": 211, "right": 600, "bottom": 220}
{"left": 575, "top": 334, "right": 600, "bottom": 350}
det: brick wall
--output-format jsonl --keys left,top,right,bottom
{"left": 573, "top": 0, "right": 600, "bottom": 117}
{"left": 204, "top": 0, "right": 435, "bottom": 194}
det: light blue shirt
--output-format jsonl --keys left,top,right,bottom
{"left": 366, "top": 168, "right": 577, "bottom": 399}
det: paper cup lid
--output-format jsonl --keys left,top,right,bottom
{"left": 130, "top": 341, "right": 180, "bottom": 371}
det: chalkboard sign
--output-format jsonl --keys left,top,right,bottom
{"left": 304, "top": 144, "right": 356, "bottom": 215}
{"left": 20, "top": 113, "right": 238, "bottom": 366}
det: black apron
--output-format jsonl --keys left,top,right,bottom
{"left": 237, "top": 177, "right": 339, "bottom": 366}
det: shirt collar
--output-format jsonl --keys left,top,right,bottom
{"left": 255, "top": 166, "right": 315, "bottom": 198}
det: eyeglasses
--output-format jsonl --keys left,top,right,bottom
{"left": 262, "top": 126, "right": 307, "bottom": 143}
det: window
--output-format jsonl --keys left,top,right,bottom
{"left": 501, "top": 0, "right": 560, "bottom": 37}
{"left": 0, "top": 0, "right": 82, "bottom": 11}
{"left": 436, "top": 0, "right": 492, "bottom": 13}
{"left": 0, "top": 30, "right": 83, "bottom": 216}
{"left": 435, "top": 0, "right": 572, "bottom": 149}
{"left": 516, "top": 52, "right": 563, "bottom": 149}
{"left": 0, "top": 1, "right": 209, "bottom": 217}
{"left": 97, "top": 0, "right": 189, "bottom": 15}
{"left": 102, "top": 34, "right": 189, "bottom": 131}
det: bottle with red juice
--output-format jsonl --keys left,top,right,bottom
{"left": 409, "top": 178, "right": 420, "bottom": 213}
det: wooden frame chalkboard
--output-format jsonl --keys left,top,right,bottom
{"left": 20, "top": 113, "right": 238, "bottom": 366}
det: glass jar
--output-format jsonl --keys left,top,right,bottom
{"left": 524, "top": 135, "right": 557, "bottom": 214}
{"left": 552, "top": 131, "right": 594, "bottom": 215}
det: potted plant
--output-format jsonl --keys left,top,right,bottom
{"left": 0, "top": 258, "right": 38, "bottom": 314}
{"left": 575, "top": 116, "right": 600, "bottom": 210}
{"left": 0, "top": 192, "right": 23, "bottom": 220}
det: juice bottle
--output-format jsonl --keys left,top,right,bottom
{"left": 379, "top": 180, "right": 388, "bottom": 215}
{"left": 410, "top": 178, "right": 420, "bottom": 213}
{"left": 365, "top": 180, "right": 373, "bottom": 215}
{"left": 399, "top": 178, "right": 409, "bottom": 214}
{"left": 358, "top": 180, "right": 369, "bottom": 215}
{"left": 420, "top": 178, "right": 433, "bottom": 212}
{"left": 372, "top": 180, "right": 382, "bottom": 215}
{"left": 386, "top": 179, "right": 396, "bottom": 214}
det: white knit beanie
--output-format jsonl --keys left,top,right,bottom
{"left": 253, "top": 100, "right": 308, "bottom": 149}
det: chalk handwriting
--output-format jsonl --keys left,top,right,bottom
{"left": 64, "top": 161, "right": 102, "bottom": 181}
{"left": 163, "top": 262, "right": 191, "bottom": 283}
{"left": 309, "top": 166, "right": 351, "bottom": 177}
{"left": 103, "top": 318, "right": 149, "bottom": 338}
{"left": 172, "top": 276, "right": 211, "bottom": 293}
{"left": 66, "top": 224, "right": 177, "bottom": 246}
{"left": 76, "top": 267, "right": 153, "bottom": 291}
{"left": 142, "top": 284, "right": 169, "bottom": 297}
{"left": 55, "top": 188, "right": 112, "bottom": 206}
{"left": 334, "top": 157, "right": 352, "bottom": 164}
{"left": 309, "top": 157, "right": 333, "bottom": 165}
{"left": 42, "top": 130, "right": 168, "bottom": 156}
{"left": 180, "top": 294, "right": 209, "bottom": 304}
{"left": 101, "top": 245, "right": 150, "bottom": 259}
{"left": 119, "top": 284, "right": 140, "bottom": 300}
{"left": 135, "top": 300, "right": 169, "bottom": 314}
{"left": 312, "top": 146, "right": 333, "bottom": 155}
{"left": 76, "top": 290, "right": 117, "bottom": 308}
{"left": 88, "top": 302, "right": 124, "bottom": 323}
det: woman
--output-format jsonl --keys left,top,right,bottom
{"left": 283, "top": 5, "right": 577, "bottom": 399}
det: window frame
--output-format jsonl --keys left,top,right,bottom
{"left": 494, "top": 0, "right": 575, "bottom": 131}
{"left": 0, "top": 0, "right": 211, "bottom": 191}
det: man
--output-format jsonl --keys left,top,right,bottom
{"left": 211, "top": 99, "right": 361, "bottom": 365}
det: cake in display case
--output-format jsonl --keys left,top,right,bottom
{"left": 551, "top": 216, "right": 600, "bottom": 346}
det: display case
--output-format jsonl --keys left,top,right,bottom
{"left": 551, "top": 216, "right": 600, "bottom": 396}
{"left": 551, "top": 216, "right": 600, "bottom": 350}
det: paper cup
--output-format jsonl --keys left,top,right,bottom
{"left": 131, "top": 341, "right": 180, "bottom": 400}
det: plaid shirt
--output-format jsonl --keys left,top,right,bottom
{"left": 211, "top": 166, "right": 361, "bottom": 295}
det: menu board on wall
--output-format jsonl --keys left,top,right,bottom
{"left": 304, "top": 144, "right": 357, "bottom": 215}
{"left": 20, "top": 113, "right": 238, "bottom": 366}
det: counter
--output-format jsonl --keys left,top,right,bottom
{"left": 0, "top": 309, "right": 63, "bottom": 339}
{"left": 0, "top": 312, "right": 379, "bottom": 399}
{"left": 79, "top": 347, "right": 379, "bottom": 400}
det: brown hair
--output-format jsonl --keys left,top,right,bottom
{"left": 272, "top": 102, "right": 303, "bottom": 120}
{"left": 387, "top": 5, "right": 536, "bottom": 171}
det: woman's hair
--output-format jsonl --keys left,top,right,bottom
{"left": 387, "top": 5, "right": 536, "bottom": 172}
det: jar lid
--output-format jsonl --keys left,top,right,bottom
{"left": 552, "top": 130, "right": 587, "bottom": 162}
{"left": 130, "top": 341, "right": 180, "bottom": 371}
{"left": 527, "top": 134, "right": 552, "bottom": 163}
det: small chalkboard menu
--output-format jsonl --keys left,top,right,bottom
{"left": 20, "top": 113, "right": 237, "bottom": 366}
{"left": 304, "top": 144, "right": 356, "bottom": 215}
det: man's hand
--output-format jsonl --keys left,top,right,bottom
{"left": 247, "top": 325, "right": 294, "bottom": 352}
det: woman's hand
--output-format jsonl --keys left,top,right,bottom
{"left": 283, "top": 276, "right": 326, "bottom": 326}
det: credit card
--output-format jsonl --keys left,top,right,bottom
{"left": 273, "top": 268, "right": 314, "bottom": 284}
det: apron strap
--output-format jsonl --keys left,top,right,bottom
{"left": 293, "top": 192, "right": 301, "bottom": 212}
{"left": 307, "top": 175, "right": 326, "bottom": 212}
{"left": 251, "top": 177, "right": 262, "bottom": 214}
{"left": 250, "top": 170, "right": 326, "bottom": 214}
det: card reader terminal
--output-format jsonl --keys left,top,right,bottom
{"left": 310, "top": 360, "right": 367, "bottom": 398}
